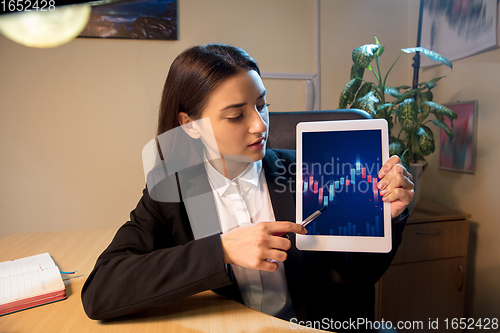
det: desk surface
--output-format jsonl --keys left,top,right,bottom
{"left": 408, "top": 201, "right": 471, "bottom": 224}
{"left": 0, "top": 229, "right": 324, "bottom": 333}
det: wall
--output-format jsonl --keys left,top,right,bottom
{"left": 320, "top": 0, "right": 414, "bottom": 110}
{"left": 0, "top": 0, "right": 316, "bottom": 238}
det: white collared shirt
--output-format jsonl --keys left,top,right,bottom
{"left": 204, "top": 158, "right": 295, "bottom": 320}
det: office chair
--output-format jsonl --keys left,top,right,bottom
{"left": 268, "top": 109, "right": 371, "bottom": 150}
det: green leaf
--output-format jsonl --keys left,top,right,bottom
{"left": 420, "top": 91, "right": 433, "bottom": 120}
{"left": 424, "top": 82, "right": 436, "bottom": 90}
{"left": 421, "top": 90, "right": 433, "bottom": 101}
{"left": 393, "top": 88, "right": 423, "bottom": 105}
{"left": 389, "top": 142, "right": 403, "bottom": 156}
{"left": 432, "top": 120, "right": 454, "bottom": 140}
{"left": 422, "top": 124, "right": 434, "bottom": 138}
{"left": 415, "top": 125, "right": 435, "bottom": 156}
{"left": 401, "top": 47, "right": 452, "bottom": 69}
{"left": 352, "top": 44, "right": 380, "bottom": 68}
{"left": 398, "top": 98, "right": 418, "bottom": 130}
{"left": 430, "top": 76, "right": 445, "bottom": 83}
{"left": 377, "top": 103, "right": 393, "bottom": 112}
{"left": 400, "top": 150, "right": 410, "bottom": 170}
{"left": 339, "top": 78, "right": 362, "bottom": 108}
{"left": 350, "top": 63, "right": 365, "bottom": 80}
{"left": 432, "top": 110, "right": 445, "bottom": 122}
{"left": 376, "top": 46, "right": 385, "bottom": 57}
{"left": 354, "top": 91, "right": 379, "bottom": 117}
{"left": 352, "top": 82, "right": 373, "bottom": 108}
{"left": 385, "top": 86, "right": 403, "bottom": 98}
{"left": 424, "top": 101, "right": 458, "bottom": 127}
{"left": 419, "top": 107, "right": 430, "bottom": 122}
{"left": 417, "top": 77, "right": 444, "bottom": 90}
{"left": 375, "top": 35, "right": 380, "bottom": 46}
{"left": 395, "top": 85, "right": 411, "bottom": 90}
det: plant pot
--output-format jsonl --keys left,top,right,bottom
{"left": 407, "top": 161, "right": 427, "bottom": 214}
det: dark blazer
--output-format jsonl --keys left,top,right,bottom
{"left": 81, "top": 149, "right": 407, "bottom": 330}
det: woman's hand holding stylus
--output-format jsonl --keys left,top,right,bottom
{"left": 220, "top": 222, "right": 307, "bottom": 272}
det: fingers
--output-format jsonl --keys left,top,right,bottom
{"left": 379, "top": 170, "right": 414, "bottom": 198}
{"left": 261, "top": 221, "right": 308, "bottom": 236}
{"left": 267, "top": 234, "right": 292, "bottom": 251}
{"left": 378, "top": 155, "right": 413, "bottom": 181}
{"left": 383, "top": 187, "right": 415, "bottom": 204}
{"left": 252, "top": 250, "right": 288, "bottom": 272}
{"left": 377, "top": 156, "right": 415, "bottom": 217}
{"left": 265, "top": 249, "right": 288, "bottom": 263}
{"left": 220, "top": 221, "right": 306, "bottom": 271}
{"left": 378, "top": 156, "right": 413, "bottom": 193}
{"left": 258, "top": 260, "right": 279, "bottom": 272}
{"left": 379, "top": 174, "right": 414, "bottom": 204}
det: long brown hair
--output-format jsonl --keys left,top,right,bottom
{"left": 156, "top": 43, "right": 260, "bottom": 166}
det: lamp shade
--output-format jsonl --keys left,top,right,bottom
{"left": 0, "top": 3, "right": 91, "bottom": 48}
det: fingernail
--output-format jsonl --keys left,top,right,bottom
{"left": 377, "top": 181, "right": 388, "bottom": 190}
{"left": 379, "top": 189, "right": 388, "bottom": 196}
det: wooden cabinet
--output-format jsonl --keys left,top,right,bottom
{"left": 375, "top": 201, "right": 470, "bottom": 332}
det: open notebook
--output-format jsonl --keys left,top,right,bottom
{"left": 0, "top": 253, "right": 66, "bottom": 316}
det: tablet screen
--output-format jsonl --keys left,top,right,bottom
{"left": 301, "top": 129, "right": 384, "bottom": 237}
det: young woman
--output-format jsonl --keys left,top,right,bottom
{"left": 82, "top": 44, "right": 414, "bottom": 329}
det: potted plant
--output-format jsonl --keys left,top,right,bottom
{"left": 338, "top": 36, "right": 457, "bottom": 211}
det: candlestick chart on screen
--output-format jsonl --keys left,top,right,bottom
{"left": 301, "top": 129, "right": 384, "bottom": 237}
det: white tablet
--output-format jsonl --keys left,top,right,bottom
{"left": 296, "top": 119, "right": 391, "bottom": 253}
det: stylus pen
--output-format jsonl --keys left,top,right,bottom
{"left": 301, "top": 206, "right": 327, "bottom": 227}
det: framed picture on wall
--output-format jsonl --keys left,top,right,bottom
{"left": 420, "top": 0, "right": 498, "bottom": 67}
{"left": 439, "top": 100, "right": 478, "bottom": 174}
{"left": 79, "top": 0, "right": 177, "bottom": 40}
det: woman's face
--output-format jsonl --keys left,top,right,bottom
{"left": 196, "top": 70, "right": 269, "bottom": 164}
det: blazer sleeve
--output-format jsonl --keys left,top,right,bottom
{"left": 81, "top": 186, "right": 233, "bottom": 320}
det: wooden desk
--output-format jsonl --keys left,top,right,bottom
{"left": 0, "top": 229, "right": 322, "bottom": 333}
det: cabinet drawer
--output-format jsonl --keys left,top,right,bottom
{"left": 379, "top": 257, "right": 467, "bottom": 332}
{"left": 392, "top": 220, "right": 469, "bottom": 264}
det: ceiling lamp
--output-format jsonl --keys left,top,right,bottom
{"left": 0, "top": 1, "right": 132, "bottom": 48}
{"left": 0, "top": 3, "right": 92, "bottom": 48}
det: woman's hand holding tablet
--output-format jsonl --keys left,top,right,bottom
{"left": 377, "top": 155, "right": 415, "bottom": 218}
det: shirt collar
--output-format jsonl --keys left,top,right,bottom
{"left": 204, "top": 155, "right": 262, "bottom": 196}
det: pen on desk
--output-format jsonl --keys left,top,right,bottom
{"left": 301, "top": 206, "right": 327, "bottom": 228}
